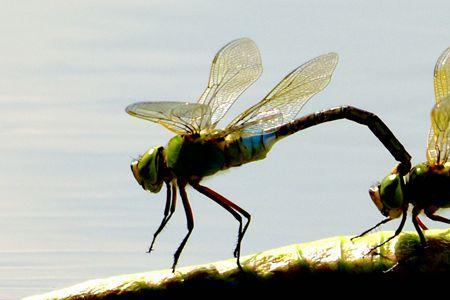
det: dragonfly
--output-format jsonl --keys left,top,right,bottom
{"left": 126, "top": 38, "right": 411, "bottom": 272}
{"left": 353, "top": 46, "right": 450, "bottom": 252}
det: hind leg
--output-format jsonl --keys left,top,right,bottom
{"left": 424, "top": 206, "right": 450, "bottom": 225}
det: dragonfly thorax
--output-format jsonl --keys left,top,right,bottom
{"left": 406, "top": 162, "right": 450, "bottom": 209}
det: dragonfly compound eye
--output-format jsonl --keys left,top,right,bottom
{"left": 131, "top": 146, "right": 165, "bottom": 193}
{"left": 377, "top": 173, "right": 405, "bottom": 218}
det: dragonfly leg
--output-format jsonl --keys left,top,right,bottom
{"left": 412, "top": 207, "right": 427, "bottom": 247}
{"left": 191, "top": 181, "right": 250, "bottom": 270}
{"left": 278, "top": 106, "right": 412, "bottom": 175}
{"left": 172, "top": 180, "right": 194, "bottom": 273}
{"left": 367, "top": 209, "right": 407, "bottom": 254}
{"left": 415, "top": 216, "right": 429, "bottom": 231}
{"left": 148, "top": 182, "right": 177, "bottom": 253}
{"left": 350, "top": 217, "right": 392, "bottom": 241}
{"left": 424, "top": 207, "right": 450, "bottom": 225}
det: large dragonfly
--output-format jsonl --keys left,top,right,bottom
{"left": 354, "top": 46, "right": 450, "bottom": 251}
{"left": 126, "top": 38, "right": 411, "bottom": 271}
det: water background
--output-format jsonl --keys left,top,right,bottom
{"left": 1, "top": 1, "right": 449, "bottom": 299}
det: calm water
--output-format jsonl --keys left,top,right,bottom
{"left": 1, "top": 1, "right": 449, "bottom": 299}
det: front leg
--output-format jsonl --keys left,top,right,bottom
{"left": 351, "top": 217, "right": 392, "bottom": 241}
{"left": 171, "top": 179, "right": 194, "bottom": 272}
{"left": 368, "top": 208, "right": 408, "bottom": 254}
{"left": 148, "top": 182, "right": 177, "bottom": 253}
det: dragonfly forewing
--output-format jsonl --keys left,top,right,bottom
{"left": 427, "top": 47, "right": 450, "bottom": 165}
{"left": 198, "top": 38, "right": 263, "bottom": 128}
{"left": 126, "top": 101, "right": 212, "bottom": 134}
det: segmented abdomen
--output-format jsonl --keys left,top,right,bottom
{"left": 223, "top": 132, "right": 278, "bottom": 168}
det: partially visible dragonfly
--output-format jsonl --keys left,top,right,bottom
{"left": 126, "top": 38, "right": 411, "bottom": 272}
{"left": 353, "top": 46, "right": 450, "bottom": 251}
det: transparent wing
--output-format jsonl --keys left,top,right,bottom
{"left": 126, "top": 101, "right": 211, "bottom": 134}
{"left": 434, "top": 46, "right": 450, "bottom": 104}
{"left": 217, "top": 110, "right": 284, "bottom": 138}
{"left": 427, "top": 47, "right": 450, "bottom": 165}
{"left": 225, "top": 52, "right": 338, "bottom": 133}
{"left": 238, "top": 110, "right": 284, "bottom": 135}
{"left": 427, "top": 100, "right": 450, "bottom": 165}
{"left": 198, "top": 38, "right": 263, "bottom": 128}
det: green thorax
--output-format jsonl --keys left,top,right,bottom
{"left": 164, "top": 131, "right": 278, "bottom": 179}
{"left": 406, "top": 161, "right": 450, "bottom": 209}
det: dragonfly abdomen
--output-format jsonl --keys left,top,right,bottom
{"left": 223, "top": 132, "right": 278, "bottom": 168}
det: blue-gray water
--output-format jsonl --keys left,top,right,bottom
{"left": 1, "top": 1, "right": 449, "bottom": 299}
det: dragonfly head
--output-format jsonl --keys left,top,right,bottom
{"left": 369, "top": 173, "right": 405, "bottom": 219}
{"left": 131, "top": 146, "right": 166, "bottom": 193}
